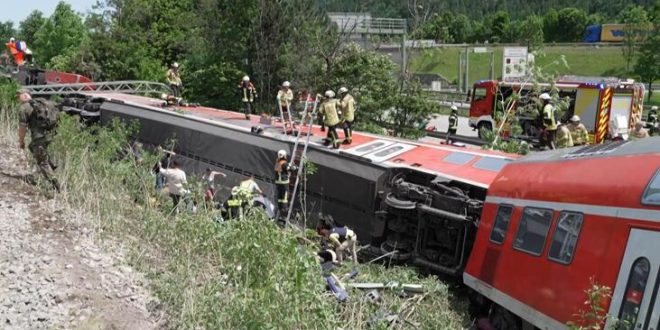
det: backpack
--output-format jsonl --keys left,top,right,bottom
{"left": 29, "top": 98, "right": 59, "bottom": 130}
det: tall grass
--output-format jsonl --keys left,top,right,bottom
{"left": 0, "top": 81, "right": 469, "bottom": 329}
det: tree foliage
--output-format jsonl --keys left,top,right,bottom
{"left": 0, "top": 21, "right": 16, "bottom": 43}
{"left": 33, "top": 2, "right": 86, "bottom": 67}
{"left": 18, "top": 11, "right": 46, "bottom": 43}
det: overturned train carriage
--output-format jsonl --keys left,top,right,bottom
{"left": 73, "top": 95, "right": 512, "bottom": 276}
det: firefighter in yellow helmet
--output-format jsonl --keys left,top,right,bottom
{"left": 555, "top": 121, "right": 574, "bottom": 148}
{"left": 338, "top": 87, "right": 355, "bottom": 145}
{"left": 319, "top": 90, "right": 340, "bottom": 149}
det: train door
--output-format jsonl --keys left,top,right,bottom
{"left": 607, "top": 229, "right": 660, "bottom": 330}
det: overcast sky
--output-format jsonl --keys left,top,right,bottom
{"left": 0, "top": 0, "right": 93, "bottom": 24}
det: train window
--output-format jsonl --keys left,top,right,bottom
{"left": 512, "top": 207, "right": 553, "bottom": 256}
{"left": 642, "top": 169, "right": 660, "bottom": 206}
{"left": 473, "top": 157, "right": 511, "bottom": 172}
{"left": 374, "top": 145, "right": 405, "bottom": 157}
{"left": 443, "top": 152, "right": 475, "bottom": 165}
{"left": 489, "top": 205, "right": 514, "bottom": 244}
{"left": 618, "top": 258, "right": 650, "bottom": 329}
{"left": 548, "top": 212, "right": 583, "bottom": 264}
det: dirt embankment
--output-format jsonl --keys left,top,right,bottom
{"left": 0, "top": 143, "right": 167, "bottom": 330}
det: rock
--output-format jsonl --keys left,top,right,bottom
{"left": 42, "top": 256, "right": 53, "bottom": 265}
{"left": 65, "top": 264, "right": 73, "bottom": 269}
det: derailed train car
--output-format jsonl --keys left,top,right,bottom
{"left": 68, "top": 92, "right": 518, "bottom": 277}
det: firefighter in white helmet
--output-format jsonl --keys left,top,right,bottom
{"left": 647, "top": 106, "right": 658, "bottom": 136}
{"left": 539, "top": 93, "right": 557, "bottom": 150}
{"left": 338, "top": 87, "right": 356, "bottom": 144}
{"left": 447, "top": 105, "right": 459, "bottom": 144}
{"left": 274, "top": 149, "right": 294, "bottom": 214}
{"left": 319, "top": 90, "right": 341, "bottom": 149}
{"left": 222, "top": 186, "right": 244, "bottom": 220}
{"left": 568, "top": 115, "right": 589, "bottom": 146}
{"left": 166, "top": 62, "right": 183, "bottom": 97}
{"left": 238, "top": 75, "right": 258, "bottom": 119}
{"left": 277, "top": 81, "right": 294, "bottom": 130}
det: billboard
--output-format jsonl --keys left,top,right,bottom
{"left": 502, "top": 47, "right": 529, "bottom": 82}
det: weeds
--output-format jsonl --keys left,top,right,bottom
{"left": 0, "top": 81, "right": 469, "bottom": 329}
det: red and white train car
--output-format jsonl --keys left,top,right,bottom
{"left": 465, "top": 138, "right": 660, "bottom": 329}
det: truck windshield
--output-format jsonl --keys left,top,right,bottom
{"left": 472, "top": 87, "right": 487, "bottom": 102}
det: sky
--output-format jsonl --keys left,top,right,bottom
{"left": 0, "top": 0, "right": 93, "bottom": 23}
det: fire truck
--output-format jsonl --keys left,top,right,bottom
{"left": 468, "top": 76, "right": 645, "bottom": 144}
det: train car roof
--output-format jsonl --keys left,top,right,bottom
{"left": 83, "top": 92, "right": 519, "bottom": 189}
{"left": 487, "top": 138, "right": 660, "bottom": 215}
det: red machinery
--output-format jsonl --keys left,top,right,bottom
{"left": 465, "top": 140, "right": 660, "bottom": 329}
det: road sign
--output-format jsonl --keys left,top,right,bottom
{"left": 502, "top": 47, "right": 529, "bottom": 82}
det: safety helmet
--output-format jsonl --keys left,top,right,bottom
{"left": 160, "top": 93, "right": 169, "bottom": 100}
{"left": 570, "top": 115, "right": 580, "bottom": 122}
{"left": 277, "top": 149, "right": 287, "bottom": 159}
{"left": 231, "top": 186, "right": 240, "bottom": 196}
{"left": 652, "top": 106, "right": 658, "bottom": 111}
{"left": 242, "top": 75, "right": 250, "bottom": 82}
{"left": 451, "top": 105, "right": 458, "bottom": 111}
{"left": 325, "top": 90, "right": 335, "bottom": 98}
{"left": 9, "top": 37, "right": 15, "bottom": 42}
{"left": 539, "top": 93, "right": 551, "bottom": 101}
{"left": 282, "top": 81, "right": 290, "bottom": 87}
{"left": 338, "top": 87, "right": 348, "bottom": 94}
{"left": 172, "top": 62, "right": 179, "bottom": 68}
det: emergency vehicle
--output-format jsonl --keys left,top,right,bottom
{"left": 468, "top": 76, "right": 645, "bottom": 144}
{"left": 465, "top": 139, "right": 660, "bottom": 329}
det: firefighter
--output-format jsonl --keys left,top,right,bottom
{"left": 274, "top": 149, "right": 294, "bottom": 214}
{"left": 447, "top": 105, "right": 459, "bottom": 144}
{"left": 567, "top": 115, "right": 589, "bottom": 146}
{"left": 222, "top": 186, "right": 245, "bottom": 220}
{"left": 647, "top": 106, "right": 658, "bottom": 136}
{"left": 319, "top": 90, "right": 340, "bottom": 149}
{"left": 238, "top": 75, "right": 258, "bottom": 120}
{"left": 631, "top": 121, "right": 650, "bottom": 139}
{"left": 277, "top": 81, "right": 294, "bottom": 130}
{"left": 338, "top": 87, "right": 355, "bottom": 145}
{"left": 166, "top": 62, "right": 183, "bottom": 98}
{"left": 318, "top": 226, "right": 358, "bottom": 264}
{"left": 555, "top": 122, "right": 574, "bottom": 148}
{"left": 238, "top": 174, "right": 263, "bottom": 206}
{"left": 539, "top": 93, "right": 557, "bottom": 150}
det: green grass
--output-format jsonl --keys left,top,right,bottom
{"left": 411, "top": 45, "right": 628, "bottom": 83}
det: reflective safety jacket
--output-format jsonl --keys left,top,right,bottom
{"left": 542, "top": 104, "right": 557, "bottom": 130}
{"left": 277, "top": 89, "right": 294, "bottom": 107}
{"left": 556, "top": 125, "right": 574, "bottom": 148}
{"left": 166, "top": 69, "right": 182, "bottom": 86}
{"left": 320, "top": 99, "right": 340, "bottom": 126}
{"left": 568, "top": 123, "right": 589, "bottom": 145}
{"left": 275, "top": 159, "right": 290, "bottom": 184}
{"left": 448, "top": 113, "right": 458, "bottom": 130}
{"left": 339, "top": 94, "right": 356, "bottom": 122}
{"left": 238, "top": 81, "right": 257, "bottom": 103}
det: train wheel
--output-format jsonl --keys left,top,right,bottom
{"left": 379, "top": 240, "right": 413, "bottom": 262}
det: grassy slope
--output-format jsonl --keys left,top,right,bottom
{"left": 411, "top": 45, "right": 628, "bottom": 83}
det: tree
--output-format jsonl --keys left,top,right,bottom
{"left": 516, "top": 15, "right": 544, "bottom": 51}
{"left": 19, "top": 11, "right": 46, "bottom": 43}
{"left": 554, "top": 8, "right": 588, "bottom": 42}
{"left": 490, "top": 11, "right": 510, "bottom": 43}
{"left": 450, "top": 14, "right": 473, "bottom": 43}
{"left": 389, "top": 80, "right": 439, "bottom": 138}
{"left": 543, "top": 9, "right": 560, "bottom": 42}
{"left": 619, "top": 5, "right": 650, "bottom": 71}
{"left": 33, "top": 2, "right": 87, "bottom": 66}
{"left": 634, "top": 15, "right": 659, "bottom": 101}
{"left": 0, "top": 21, "right": 16, "bottom": 43}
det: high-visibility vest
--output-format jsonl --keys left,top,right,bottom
{"left": 542, "top": 104, "right": 557, "bottom": 130}
{"left": 277, "top": 89, "right": 293, "bottom": 107}
{"left": 340, "top": 94, "right": 356, "bottom": 122}
{"left": 449, "top": 113, "right": 458, "bottom": 130}
{"left": 320, "top": 99, "right": 340, "bottom": 126}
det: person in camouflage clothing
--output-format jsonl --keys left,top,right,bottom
{"left": 17, "top": 89, "right": 60, "bottom": 192}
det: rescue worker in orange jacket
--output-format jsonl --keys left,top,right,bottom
{"left": 238, "top": 75, "right": 258, "bottom": 120}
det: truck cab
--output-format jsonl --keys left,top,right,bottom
{"left": 469, "top": 80, "right": 498, "bottom": 138}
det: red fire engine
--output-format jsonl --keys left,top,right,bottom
{"left": 465, "top": 139, "right": 660, "bottom": 329}
{"left": 468, "top": 77, "right": 645, "bottom": 144}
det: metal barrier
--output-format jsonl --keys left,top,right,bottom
{"left": 24, "top": 80, "right": 171, "bottom": 96}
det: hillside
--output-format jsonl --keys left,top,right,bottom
{"left": 410, "top": 45, "right": 627, "bottom": 83}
